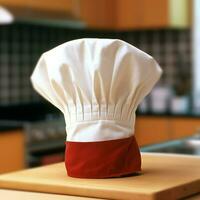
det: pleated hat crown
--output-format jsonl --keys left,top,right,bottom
{"left": 31, "top": 38, "right": 162, "bottom": 178}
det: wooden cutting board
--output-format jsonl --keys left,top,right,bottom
{"left": 0, "top": 153, "right": 199, "bottom": 200}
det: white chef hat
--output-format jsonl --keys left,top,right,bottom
{"left": 31, "top": 38, "right": 162, "bottom": 178}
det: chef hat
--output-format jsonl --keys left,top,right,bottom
{"left": 31, "top": 39, "right": 162, "bottom": 178}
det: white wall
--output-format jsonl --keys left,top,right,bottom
{"left": 193, "top": 0, "right": 200, "bottom": 112}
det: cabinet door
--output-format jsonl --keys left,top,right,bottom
{"left": 0, "top": 0, "right": 80, "bottom": 18}
{"left": 28, "top": 0, "right": 77, "bottom": 13}
{"left": 0, "top": 0, "right": 28, "bottom": 7}
{"left": 80, "top": 0, "right": 168, "bottom": 30}
{"left": 80, "top": 0, "right": 115, "bottom": 29}
{"left": 116, "top": 0, "right": 168, "bottom": 29}
{"left": 170, "top": 118, "right": 200, "bottom": 139}
{"left": 135, "top": 117, "right": 170, "bottom": 146}
{"left": 80, "top": 0, "right": 189, "bottom": 30}
{"left": 0, "top": 130, "right": 25, "bottom": 173}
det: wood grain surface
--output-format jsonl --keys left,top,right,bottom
{"left": 0, "top": 153, "right": 199, "bottom": 200}
{"left": 0, "top": 189, "right": 100, "bottom": 200}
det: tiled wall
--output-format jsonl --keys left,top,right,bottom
{"left": 0, "top": 23, "right": 191, "bottom": 105}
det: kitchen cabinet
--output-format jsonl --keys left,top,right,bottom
{"left": 0, "top": 0, "right": 80, "bottom": 18}
{"left": 0, "top": 0, "right": 190, "bottom": 29}
{"left": 135, "top": 117, "right": 170, "bottom": 146}
{"left": 0, "top": 130, "right": 25, "bottom": 174}
{"left": 135, "top": 116, "right": 200, "bottom": 147}
{"left": 80, "top": 0, "right": 190, "bottom": 30}
{"left": 170, "top": 118, "right": 200, "bottom": 139}
{"left": 28, "top": 0, "right": 79, "bottom": 16}
{"left": 0, "top": 0, "right": 27, "bottom": 8}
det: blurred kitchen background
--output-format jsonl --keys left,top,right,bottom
{"left": 0, "top": 0, "right": 200, "bottom": 174}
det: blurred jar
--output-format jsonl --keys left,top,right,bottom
{"left": 138, "top": 96, "right": 150, "bottom": 113}
{"left": 150, "top": 86, "right": 172, "bottom": 113}
{"left": 170, "top": 95, "right": 189, "bottom": 114}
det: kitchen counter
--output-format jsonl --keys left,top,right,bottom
{"left": 137, "top": 111, "right": 200, "bottom": 118}
{"left": 0, "top": 102, "right": 62, "bottom": 132}
{"left": 0, "top": 121, "right": 23, "bottom": 132}
{"left": 0, "top": 189, "right": 99, "bottom": 200}
{"left": 0, "top": 153, "right": 199, "bottom": 200}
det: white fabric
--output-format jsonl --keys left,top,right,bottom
{"left": 31, "top": 38, "right": 162, "bottom": 142}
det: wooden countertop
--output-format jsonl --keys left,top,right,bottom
{"left": 0, "top": 189, "right": 100, "bottom": 200}
{"left": 1, "top": 189, "right": 200, "bottom": 200}
{"left": 0, "top": 153, "right": 199, "bottom": 200}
